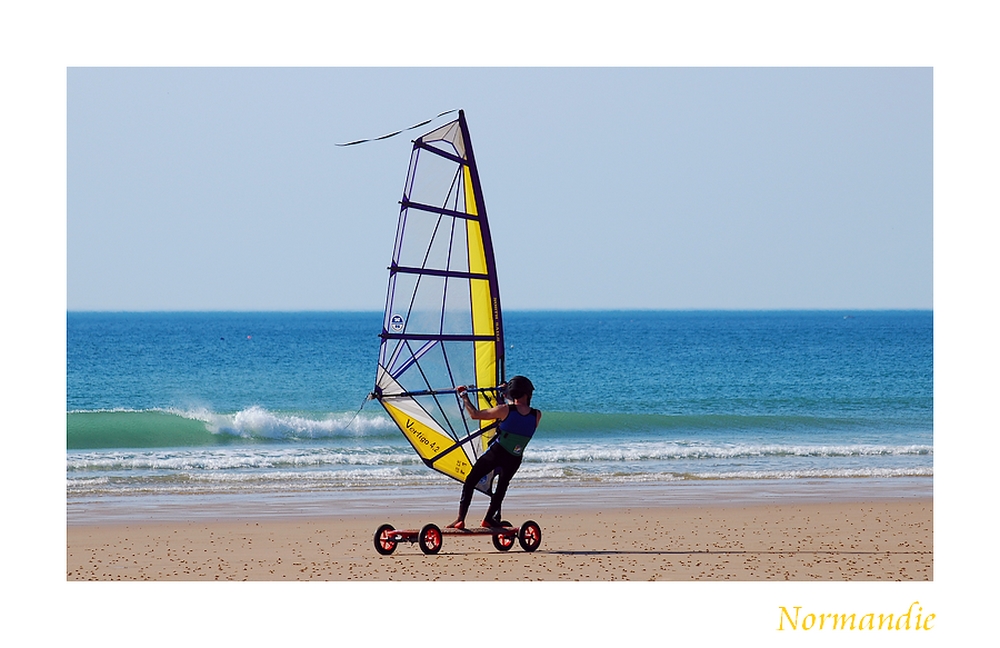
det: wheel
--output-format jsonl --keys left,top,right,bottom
{"left": 418, "top": 523, "right": 442, "bottom": 555}
{"left": 518, "top": 520, "right": 541, "bottom": 552}
{"left": 374, "top": 523, "right": 397, "bottom": 555}
{"left": 492, "top": 529, "right": 515, "bottom": 551}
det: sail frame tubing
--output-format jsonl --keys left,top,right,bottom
{"left": 373, "top": 110, "right": 506, "bottom": 493}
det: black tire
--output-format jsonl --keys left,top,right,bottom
{"left": 418, "top": 523, "right": 442, "bottom": 555}
{"left": 374, "top": 523, "right": 397, "bottom": 555}
{"left": 518, "top": 520, "right": 541, "bottom": 552}
{"left": 492, "top": 529, "right": 515, "bottom": 551}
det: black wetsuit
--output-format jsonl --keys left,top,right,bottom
{"left": 457, "top": 407, "right": 539, "bottom": 524}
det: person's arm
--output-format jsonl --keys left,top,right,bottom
{"left": 456, "top": 385, "right": 508, "bottom": 421}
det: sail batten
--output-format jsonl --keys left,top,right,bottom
{"left": 413, "top": 140, "right": 468, "bottom": 166}
{"left": 372, "top": 110, "right": 504, "bottom": 493}
{"left": 390, "top": 264, "right": 491, "bottom": 281}
{"left": 400, "top": 199, "right": 482, "bottom": 222}
{"left": 379, "top": 333, "right": 497, "bottom": 342}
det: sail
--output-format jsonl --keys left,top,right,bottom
{"left": 372, "top": 110, "right": 505, "bottom": 494}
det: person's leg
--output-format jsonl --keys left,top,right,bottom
{"left": 451, "top": 448, "right": 500, "bottom": 528}
{"left": 484, "top": 454, "right": 522, "bottom": 525}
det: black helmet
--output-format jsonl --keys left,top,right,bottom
{"left": 505, "top": 375, "right": 534, "bottom": 402}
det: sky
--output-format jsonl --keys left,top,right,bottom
{"left": 67, "top": 67, "right": 932, "bottom": 311}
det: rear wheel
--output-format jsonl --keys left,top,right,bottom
{"left": 492, "top": 530, "right": 515, "bottom": 551}
{"left": 518, "top": 520, "right": 541, "bottom": 552}
{"left": 374, "top": 524, "right": 397, "bottom": 555}
{"left": 419, "top": 523, "right": 442, "bottom": 555}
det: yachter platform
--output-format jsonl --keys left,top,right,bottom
{"left": 374, "top": 520, "right": 541, "bottom": 555}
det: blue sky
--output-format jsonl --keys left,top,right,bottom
{"left": 68, "top": 67, "right": 931, "bottom": 311}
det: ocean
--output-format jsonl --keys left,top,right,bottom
{"left": 67, "top": 311, "right": 932, "bottom": 521}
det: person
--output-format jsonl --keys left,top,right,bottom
{"left": 447, "top": 375, "right": 542, "bottom": 530}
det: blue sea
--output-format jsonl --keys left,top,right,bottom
{"left": 67, "top": 311, "right": 932, "bottom": 520}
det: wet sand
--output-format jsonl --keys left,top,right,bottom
{"left": 66, "top": 499, "right": 932, "bottom": 581}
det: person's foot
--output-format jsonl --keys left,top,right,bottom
{"left": 481, "top": 519, "right": 500, "bottom": 528}
{"left": 446, "top": 519, "right": 465, "bottom": 529}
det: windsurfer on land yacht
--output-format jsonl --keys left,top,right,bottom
{"left": 448, "top": 376, "right": 542, "bottom": 530}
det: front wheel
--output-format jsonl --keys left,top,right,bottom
{"left": 374, "top": 524, "right": 397, "bottom": 555}
{"left": 518, "top": 520, "right": 541, "bottom": 552}
{"left": 419, "top": 523, "right": 442, "bottom": 555}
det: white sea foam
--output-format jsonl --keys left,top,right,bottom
{"left": 170, "top": 406, "right": 395, "bottom": 438}
{"left": 66, "top": 447, "right": 420, "bottom": 472}
{"left": 683, "top": 467, "right": 935, "bottom": 480}
{"left": 524, "top": 441, "right": 932, "bottom": 463}
{"left": 67, "top": 407, "right": 148, "bottom": 414}
{"left": 66, "top": 450, "right": 933, "bottom": 496}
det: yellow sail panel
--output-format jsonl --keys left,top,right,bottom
{"left": 475, "top": 338, "right": 498, "bottom": 450}
{"left": 470, "top": 277, "right": 494, "bottom": 336}
{"left": 465, "top": 161, "right": 497, "bottom": 446}
{"left": 466, "top": 164, "right": 497, "bottom": 449}
{"left": 463, "top": 165, "right": 479, "bottom": 217}
{"left": 382, "top": 401, "right": 469, "bottom": 468}
{"left": 432, "top": 446, "right": 474, "bottom": 481}
{"left": 467, "top": 219, "right": 494, "bottom": 403}
{"left": 475, "top": 339, "right": 496, "bottom": 387}
{"left": 467, "top": 228, "right": 487, "bottom": 282}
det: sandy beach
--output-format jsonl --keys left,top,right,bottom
{"left": 67, "top": 497, "right": 931, "bottom": 581}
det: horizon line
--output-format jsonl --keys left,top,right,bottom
{"left": 66, "top": 307, "right": 934, "bottom": 314}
